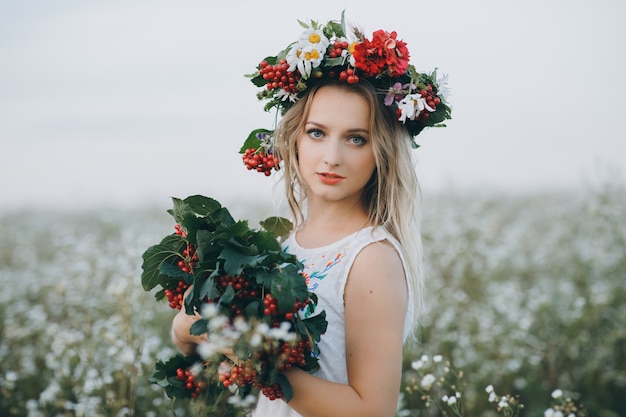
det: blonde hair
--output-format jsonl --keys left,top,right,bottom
{"left": 274, "top": 79, "right": 424, "bottom": 337}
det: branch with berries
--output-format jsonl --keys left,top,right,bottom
{"left": 141, "top": 195, "right": 327, "bottom": 415}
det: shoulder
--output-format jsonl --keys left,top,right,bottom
{"left": 352, "top": 228, "right": 406, "bottom": 277}
{"left": 346, "top": 238, "right": 407, "bottom": 303}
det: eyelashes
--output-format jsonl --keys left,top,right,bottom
{"left": 306, "top": 129, "right": 368, "bottom": 146}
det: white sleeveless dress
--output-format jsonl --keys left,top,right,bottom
{"left": 250, "top": 226, "right": 415, "bottom": 417}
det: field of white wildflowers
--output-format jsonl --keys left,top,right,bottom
{"left": 0, "top": 181, "right": 624, "bottom": 417}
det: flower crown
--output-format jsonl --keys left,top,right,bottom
{"left": 240, "top": 12, "right": 452, "bottom": 176}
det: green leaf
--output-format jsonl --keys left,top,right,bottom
{"left": 254, "top": 270, "right": 275, "bottom": 288}
{"left": 239, "top": 128, "right": 273, "bottom": 153}
{"left": 277, "top": 373, "right": 294, "bottom": 402}
{"left": 219, "top": 284, "right": 235, "bottom": 306}
{"left": 271, "top": 265, "right": 308, "bottom": 313}
{"left": 249, "top": 231, "right": 281, "bottom": 255}
{"left": 158, "top": 262, "right": 193, "bottom": 282}
{"left": 249, "top": 73, "right": 267, "bottom": 87}
{"left": 169, "top": 197, "right": 189, "bottom": 225}
{"left": 302, "top": 311, "right": 328, "bottom": 342}
{"left": 243, "top": 300, "right": 260, "bottom": 318}
{"left": 259, "top": 217, "right": 293, "bottom": 241}
{"left": 190, "top": 319, "right": 208, "bottom": 336}
{"left": 220, "top": 244, "right": 261, "bottom": 276}
{"left": 213, "top": 207, "right": 236, "bottom": 227}
{"left": 184, "top": 195, "right": 222, "bottom": 217}
{"left": 141, "top": 234, "right": 186, "bottom": 291}
{"left": 200, "top": 274, "right": 219, "bottom": 302}
{"left": 179, "top": 212, "right": 206, "bottom": 245}
{"left": 196, "top": 229, "right": 223, "bottom": 264}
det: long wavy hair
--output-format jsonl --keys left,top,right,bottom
{"left": 274, "top": 79, "right": 424, "bottom": 337}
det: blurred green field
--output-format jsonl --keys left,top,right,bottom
{"left": 1, "top": 182, "right": 624, "bottom": 417}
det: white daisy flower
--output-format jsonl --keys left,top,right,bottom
{"left": 398, "top": 94, "right": 437, "bottom": 122}
{"left": 286, "top": 28, "right": 330, "bottom": 78}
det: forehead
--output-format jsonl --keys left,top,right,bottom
{"left": 306, "top": 86, "right": 371, "bottom": 127}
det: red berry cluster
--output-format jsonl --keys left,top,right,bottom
{"left": 327, "top": 40, "right": 360, "bottom": 84}
{"left": 217, "top": 359, "right": 284, "bottom": 400}
{"left": 262, "top": 293, "right": 308, "bottom": 317}
{"left": 259, "top": 59, "right": 300, "bottom": 94}
{"left": 338, "top": 67, "right": 360, "bottom": 84}
{"left": 276, "top": 340, "right": 310, "bottom": 371}
{"left": 215, "top": 274, "right": 259, "bottom": 315}
{"left": 218, "top": 360, "right": 258, "bottom": 388}
{"left": 242, "top": 148, "right": 280, "bottom": 176}
{"left": 417, "top": 84, "right": 441, "bottom": 121}
{"left": 262, "top": 293, "right": 279, "bottom": 316}
{"left": 328, "top": 39, "right": 350, "bottom": 58}
{"left": 176, "top": 243, "right": 198, "bottom": 274}
{"left": 258, "top": 382, "right": 283, "bottom": 401}
{"left": 174, "top": 223, "right": 187, "bottom": 238}
{"left": 174, "top": 224, "right": 197, "bottom": 273}
{"left": 216, "top": 274, "right": 257, "bottom": 299}
{"left": 176, "top": 367, "right": 205, "bottom": 399}
{"left": 251, "top": 339, "right": 312, "bottom": 399}
{"left": 164, "top": 280, "right": 188, "bottom": 310}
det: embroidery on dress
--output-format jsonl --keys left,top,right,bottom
{"left": 304, "top": 248, "right": 346, "bottom": 291}
{"left": 284, "top": 244, "right": 347, "bottom": 318}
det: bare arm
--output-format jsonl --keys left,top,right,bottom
{"left": 283, "top": 241, "right": 408, "bottom": 417}
{"left": 171, "top": 286, "right": 207, "bottom": 356}
{"left": 171, "top": 286, "right": 238, "bottom": 361}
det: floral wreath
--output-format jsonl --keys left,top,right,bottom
{"left": 240, "top": 12, "right": 452, "bottom": 176}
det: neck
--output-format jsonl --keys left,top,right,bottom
{"left": 301, "top": 198, "right": 371, "bottom": 236}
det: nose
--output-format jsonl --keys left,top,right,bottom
{"left": 323, "top": 138, "right": 343, "bottom": 167}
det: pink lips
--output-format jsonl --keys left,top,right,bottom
{"left": 317, "top": 172, "right": 345, "bottom": 185}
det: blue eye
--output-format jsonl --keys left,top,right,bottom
{"left": 307, "top": 129, "right": 323, "bottom": 139}
{"left": 349, "top": 136, "right": 367, "bottom": 146}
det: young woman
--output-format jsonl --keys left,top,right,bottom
{"left": 172, "top": 15, "right": 450, "bottom": 417}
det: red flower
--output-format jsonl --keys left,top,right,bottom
{"left": 353, "top": 30, "right": 410, "bottom": 78}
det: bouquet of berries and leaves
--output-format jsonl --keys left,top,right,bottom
{"left": 141, "top": 195, "right": 327, "bottom": 416}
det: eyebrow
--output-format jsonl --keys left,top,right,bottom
{"left": 305, "top": 121, "right": 370, "bottom": 135}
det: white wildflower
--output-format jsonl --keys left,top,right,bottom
{"left": 275, "top": 89, "right": 299, "bottom": 102}
{"left": 189, "top": 362, "right": 204, "bottom": 376}
{"left": 551, "top": 389, "right": 563, "bottom": 399}
{"left": 255, "top": 322, "right": 270, "bottom": 335}
{"left": 208, "top": 315, "right": 229, "bottom": 332}
{"left": 420, "top": 373, "right": 436, "bottom": 391}
{"left": 397, "top": 94, "right": 435, "bottom": 122}
{"left": 250, "top": 332, "right": 263, "bottom": 347}
{"left": 267, "top": 321, "right": 295, "bottom": 341}
{"left": 485, "top": 384, "right": 494, "bottom": 393}
{"left": 232, "top": 316, "right": 250, "bottom": 333}
{"left": 433, "top": 354, "right": 443, "bottom": 363}
{"left": 435, "top": 72, "right": 451, "bottom": 102}
{"left": 201, "top": 303, "right": 219, "bottom": 319}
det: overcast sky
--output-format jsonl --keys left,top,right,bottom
{"left": 1, "top": 0, "right": 625, "bottom": 213}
